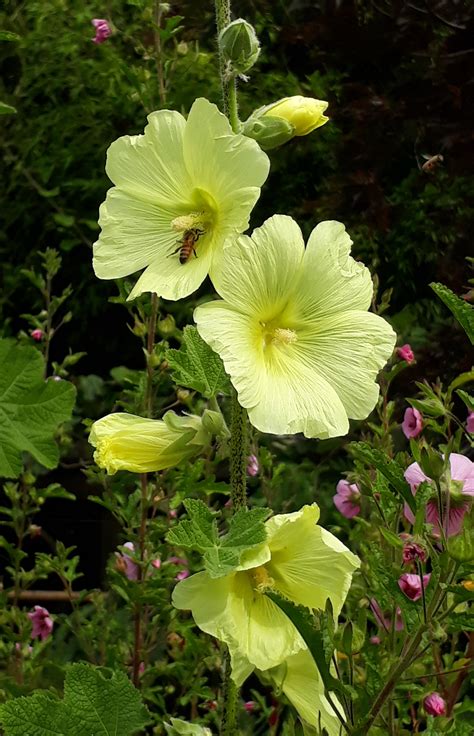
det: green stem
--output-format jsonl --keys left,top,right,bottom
{"left": 229, "top": 388, "right": 248, "bottom": 510}
{"left": 214, "top": 0, "right": 239, "bottom": 132}
{"left": 220, "top": 650, "right": 238, "bottom": 736}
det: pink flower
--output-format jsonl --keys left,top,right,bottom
{"left": 402, "top": 407, "right": 423, "bottom": 439}
{"left": 91, "top": 18, "right": 112, "bottom": 44}
{"left": 151, "top": 557, "right": 161, "bottom": 570}
{"left": 247, "top": 454, "right": 259, "bottom": 476}
{"left": 168, "top": 556, "right": 188, "bottom": 566}
{"left": 168, "top": 509, "right": 178, "bottom": 519}
{"left": 244, "top": 701, "right": 256, "bottom": 712}
{"left": 397, "top": 344, "right": 415, "bottom": 363}
{"left": 116, "top": 542, "right": 139, "bottom": 580}
{"left": 404, "top": 454, "right": 474, "bottom": 537}
{"left": 466, "top": 412, "right": 474, "bottom": 434}
{"left": 333, "top": 479, "right": 361, "bottom": 518}
{"left": 424, "top": 692, "right": 446, "bottom": 716}
{"left": 27, "top": 606, "right": 53, "bottom": 641}
{"left": 402, "top": 542, "right": 427, "bottom": 565}
{"left": 398, "top": 572, "right": 431, "bottom": 601}
{"left": 176, "top": 569, "right": 190, "bottom": 581}
{"left": 30, "top": 329, "right": 44, "bottom": 341}
{"left": 369, "top": 598, "right": 404, "bottom": 632}
{"left": 369, "top": 636, "right": 381, "bottom": 645}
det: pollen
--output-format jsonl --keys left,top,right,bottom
{"left": 171, "top": 212, "right": 206, "bottom": 232}
{"left": 273, "top": 327, "right": 298, "bottom": 345}
{"left": 249, "top": 565, "right": 274, "bottom": 592}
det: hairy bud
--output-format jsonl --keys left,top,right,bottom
{"left": 219, "top": 19, "right": 260, "bottom": 75}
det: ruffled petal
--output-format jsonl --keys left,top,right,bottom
{"left": 265, "top": 649, "right": 343, "bottom": 736}
{"left": 183, "top": 98, "right": 269, "bottom": 201}
{"left": 105, "top": 109, "right": 191, "bottom": 204}
{"left": 295, "top": 221, "right": 373, "bottom": 318}
{"left": 265, "top": 505, "right": 360, "bottom": 615}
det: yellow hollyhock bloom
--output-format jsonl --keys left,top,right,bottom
{"left": 172, "top": 504, "right": 359, "bottom": 693}
{"left": 195, "top": 215, "right": 396, "bottom": 438}
{"left": 263, "top": 95, "right": 329, "bottom": 135}
{"left": 89, "top": 411, "right": 210, "bottom": 474}
{"left": 93, "top": 98, "right": 269, "bottom": 301}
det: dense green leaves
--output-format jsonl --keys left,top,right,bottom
{"left": 0, "top": 340, "right": 76, "bottom": 477}
{"left": 430, "top": 282, "right": 474, "bottom": 344}
{"left": 349, "top": 442, "right": 416, "bottom": 513}
{"left": 165, "top": 326, "right": 230, "bottom": 398}
{"left": 166, "top": 499, "right": 269, "bottom": 578}
{"left": 0, "top": 663, "right": 149, "bottom": 735}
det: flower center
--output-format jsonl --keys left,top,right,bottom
{"left": 171, "top": 212, "right": 208, "bottom": 233}
{"left": 261, "top": 322, "right": 298, "bottom": 348}
{"left": 249, "top": 565, "right": 274, "bottom": 592}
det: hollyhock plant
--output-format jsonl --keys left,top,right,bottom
{"left": 89, "top": 411, "right": 211, "bottom": 474}
{"left": 333, "top": 479, "right": 361, "bottom": 518}
{"left": 402, "top": 407, "right": 423, "bottom": 439}
{"left": 398, "top": 573, "right": 431, "bottom": 601}
{"left": 173, "top": 504, "right": 359, "bottom": 733}
{"left": 424, "top": 692, "right": 446, "bottom": 716}
{"left": 404, "top": 454, "right": 474, "bottom": 537}
{"left": 91, "top": 19, "right": 112, "bottom": 44}
{"left": 397, "top": 343, "right": 415, "bottom": 363}
{"left": 195, "top": 216, "right": 396, "bottom": 438}
{"left": 28, "top": 606, "right": 53, "bottom": 641}
{"left": 93, "top": 98, "right": 269, "bottom": 301}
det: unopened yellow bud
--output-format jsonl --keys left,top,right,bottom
{"left": 263, "top": 96, "right": 329, "bottom": 136}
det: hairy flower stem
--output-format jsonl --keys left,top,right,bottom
{"left": 220, "top": 650, "right": 238, "bottom": 736}
{"left": 230, "top": 389, "right": 248, "bottom": 510}
{"left": 215, "top": 0, "right": 239, "bottom": 132}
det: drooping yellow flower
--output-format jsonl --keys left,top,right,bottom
{"left": 195, "top": 215, "right": 396, "bottom": 438}
{"left": 262, "top": 95, "right": 329, "bottom": 135}
{"left": 93, "top": 98, "right": 269, "bottom": 301}
{"left": 173, "top": 504, "right": 359, "bottom": 731}
{"left": 89, "top": 411, "right": 210, "bottom": 475}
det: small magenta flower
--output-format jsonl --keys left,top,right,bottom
{"left": 402, "top": 541, "right": 427, "bottom": 565}
{"left": 91, "top": 19, "right": 112, "bottom": 44}
{"left": 398, "top": 572, "right": 431, "bottom": 601}
{"left": 397, "top": 343, "right": 415, "bottom": 363}
{"left": 151, "top": 557, "right": 162, "bottom": 570}
{"left": 247, "top": 454, "right": 259, "bottom": 476}
{"left": 402, "top": 407, "right": 423, "bottom": 439}
{"left": 28, "top": 606, "right": 53, "bottom": 641}
{"left": 466, "top": 411, "right": 474, "bottom": 434}
{"left": 176, "top": 569, "right": 190, "bottom": 581}
{"left": 424, "top": 692, "right": 446, "bottom": 716}
{"left": 30, "top": 329, "right": 44, "bottom": 341}
{"left": 244, "top": 701, "right": 256, "bottom": 712}
{"left": 333, "top": 479, "right": 361, "bottom": 518}
{"left": 369, "top": 635, "right": 381, "bottom": 645}
{"left": 116, "top": 542, "right": 139, "bottom": 581}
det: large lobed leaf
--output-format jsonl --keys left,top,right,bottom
{"left": 0, "top": 340, "right": 76, "bottom": 477}
{"left": 165, "top": 326, "right": 230, "bottom": 398}
{"left": 0, "top": 663, "right": 149, "bottom": 736}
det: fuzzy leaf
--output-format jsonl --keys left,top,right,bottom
{"left": 430, "top": 282, "right": 474, "bottom": 345}
{"left": 0, "top": 340, "right": 76, "bottom": 477}
{"left": 165, "top": 326, "right": 230, "bottom": 398}
{"left": 166, "top": 499, "right": 269, "bottom": 578}
{"left": 350, "top": 442, "right": 416, "bottom": 513}
{"left": 0, "top": 664, "right": 149, "bottom": 736}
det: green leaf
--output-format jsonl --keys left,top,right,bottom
{"left": 0, "top": 101, "right": 17, "bottom": 115}
{"left": 0, "top": 664, "right": 149, "bottom": 736}
{"left": 166, "top": 499, "right": 269, "bottom": 578}
{"left": 456, "top": 389, "right": 474, "bottom": 413}
{"left": 165, "top": 326, "right": 230, "bottom": 398}
{"left": 349, "top": 442, "right": 416, "bottom": 513}
{"left": 0, "top": 31, "right": 20, "bottom": 41}
{"left": 430, "top": 282, "right": 474, "bottom": 345}
{"left": 0, "top": 340, "right": 76, "bottom": 478}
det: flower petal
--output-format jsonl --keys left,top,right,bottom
{"left": 450, "top": 453, "right": 474, "bottom": 493}
{"left": 265, "top": 505, "right": 360, "bottom": 616}
{"left": 105, "top": 109, "right": 191, "bottom": 204}
{"left": 183, "top": 98, "right": 269, "bottom": 200}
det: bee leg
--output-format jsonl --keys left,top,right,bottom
{"left": 167, "top": 244, "right": 182, "bottom": 258}
{"left": 192, "top": 247, "right": 198, "bottom": 259}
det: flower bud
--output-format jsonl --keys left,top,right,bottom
{"left": 447, "top": 526, "right": 474, "bottom": 562}
{"left": 402, "top": 541, "right": 427, "bottom": 565}
{"left": 424, "top": 692, "right": 446, "bottom": 717}
{"left": 158, "top": 314, "right": 176, "bottom": 337}
{"left": 397, "top": 343, "right": 415, "bottom": 363}
{"left": 247, "top": 454, "right": 259, "bottom": 476}
{"left": 91, "top": 18, "right": 112, "bottom": 45}
{"left": 402, "top": 407, "right": 423, "bottom": 439}
{"left": 398, "top": 572, "right": 431, "bottom": 601}
{"left": 30, "top": 329, "right": 44, "bottom": 342}
{"left": 261, "top": 95, "right": 329, "bottom": 136}
{"left": 219, "top": 19, "right": 260, "bottom": 75}
{"left": 242, "top": 115, "right": 295, "bottom": 150}
{"left": 201, "top": 409, "right": 230, "bottom": 439}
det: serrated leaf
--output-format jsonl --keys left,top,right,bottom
{"left": 165, "top": 326, "right": 230, "bottom": 397}
{"left": 0, "top": 664, "right": 149, "bottom": 736}
{"left": 430, "top": 282, "right": 474, "bottom": 345}
{"left": 350, "top": 442, "right": 416, "bottom": 513}
{"left": 0, "top": 340, "right": 76, "bottom": 477}
{"left": 166, "top": 499, "right": 269, "bottom": 578}
{"left": 0, "top": 101, "right": 17, "bottom": 115}
{"left": 456, "top": 389, "right": 474, "bottom": 412}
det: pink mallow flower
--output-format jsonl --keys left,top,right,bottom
{"left": 91, "top": 18, "right": 112, "bottom": 44}
{"left": 30, "top": 329, "right": 44, "bottom": 341}
{"left": 247, "top": 454, "right": 259, "bottom": 476}
{"left": 402, "top": 542, "right": 427, "bottom": 565}
{"left": 117, "top": 542, "right": 139, "bottom": 580}
{"left": 333, "top": 479, "right": 361, "bottom": 518}
{"left": 402, "top": 407, "right": 423, "bottom": 439}
{"left": 28, "top": 606, "right": 53, "bottom": 641}
{"left": 398, "top": 572, "right": 431, "bottom": 601}
{"left": 424, "top": 692, "right": 446, "bottom": 717}
{"left": 466, "top": 412, "right": 474, "bottom": 434}
{"left": 404, "top": 454, "right": 474, "bottom": 537}
{"left": 397, "top": 343, "right": 415, "bottom": 363}
{"left": 369, "top": 598, "right": 404, "bottom": 632}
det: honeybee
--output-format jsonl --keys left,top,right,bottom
{"left": 421, "top": 153, "right": 444, "bottom": 174}
{"left": 170, "top": 227, "right": 204, "bottom": 264}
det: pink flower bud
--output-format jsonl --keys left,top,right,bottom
{"left": 402, "top": 407, "right": 423, "bottom": 439}
{"left": 398, "top": 572, "right": 431, "bottom": 601}
{"left": 244, "top": 700, "right": 256, "bottom": 712}
{"left": 30, "top": 329, "right": 44, "bottom": 342}
{"left": 466, "top": 411, "right": 474, "bottom": 434}
{"left": 397, "top": 343, "right": 415, "bottom": 363}
{"left": 175, "top": 569, "right": 190, "bottom": 581}
{"left": 168, "top": 509, "right": 178, "bottom": 519}
{"left": 333, "top": 479, "right": 361, "bottom": 518}
{"left": 370, "top": 635, "right": 381, "bottom": 645}
{"left": 151, "top": 557, "right": 161, "bottom": 570}
{"left": 91, "top": 18, "right": 112, "bottom": 44}
{"left": 402, "top": 542, "right": 427, "bottom": 565}
{"left": 27, "top": 606, "right": 53, "bottom": 641}
{"left": 247, "top": 454, "right": 259, "bottom": 476}
{"left": 423, "top": 692, "right": 446, "bottom": 716}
